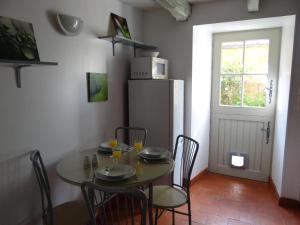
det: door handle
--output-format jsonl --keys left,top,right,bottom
{"left": 261, "top": 121, "right": 271, "bottom": 144}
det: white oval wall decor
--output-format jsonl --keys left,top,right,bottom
{"left": 57, "top": 13, "right": 83, "bottom": 36}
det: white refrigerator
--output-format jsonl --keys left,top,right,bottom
{"left": 128, "top": 79, "right": 184, "bottom": 151}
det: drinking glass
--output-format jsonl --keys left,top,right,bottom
{"left": 135, "top": 161, "right": 143, "bottom": 176}
{"left": 112, "top": 147, "right": 122, "bottom": 166}
{"left": 134, "top": 139, "right": 143, "bottom": 153}
{"left": 109, "top": 139, "right": 118, "bottom": 148}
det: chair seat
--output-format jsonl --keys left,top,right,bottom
{"left": 146, "top": 185, "right": 188, "bottom": 208}
{"left": 53, "top": 200, "right": 90, "bottom": 225}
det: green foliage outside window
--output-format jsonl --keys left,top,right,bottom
{"left": 220, "top": 76, "right": 241, "bottom": 106}
{"left": 243, "top": 75, "right": 266, "bottom": 107}
{"left": 220, "top": 40, "right": 269, "bottom": 108}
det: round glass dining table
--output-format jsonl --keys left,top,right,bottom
{"left": 56, "top": 147, "right": 174, "bottom": 225}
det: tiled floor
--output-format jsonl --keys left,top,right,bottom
{"left": 156, "top": 172, "right": 300, "bottom": 225}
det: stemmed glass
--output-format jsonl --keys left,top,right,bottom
{"left": 133, "top": 139, "right": 143, "bottom": 177}
{"left": 109, "top": 139, "right": 121, "bottom": 167}
{"left": 134, "top": 139, "right": 143, "bottom": 153}
{"left": 112, "top": 147, "right": 122, "bottom": 167}
{"left": 109, "top": 139, "right": 118, "bottom": 149}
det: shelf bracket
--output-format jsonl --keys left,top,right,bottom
{"left": 111, "top": 37, "right": 117, "bottom": 56}
{"left": 112, "top": 41, "right": 115, "bottom": 56}
{"left": 14, "top": 65, "right": 30, "bottom": 88}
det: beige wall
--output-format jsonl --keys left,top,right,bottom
{"left": 143, "top": 0, "right": 300, "bottom": 200}
{"left": 0, "top": 0, "right": 142, "bottom": 224}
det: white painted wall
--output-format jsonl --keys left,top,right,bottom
{"left": 143, "top": 0, "right": 300, "bottom": 200}
{"left": 0, "top": 0, "right": 142, "bottom": 224}
{"left": 190, "top": 26, "right": 212, "bottom": 177}
{"left": 272, "top": 17, "right": 295, "bottom": 196}
{"left": 281, "top": 17, "right": 300, "bottom": 200}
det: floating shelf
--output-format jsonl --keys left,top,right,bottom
{"left": 98, "top": 35, "right": 157, "bottom": 56}
{"left": 0, "top": 59, "right": 58, "bottom": 88}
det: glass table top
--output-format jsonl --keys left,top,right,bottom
{"left": 56, "top": 147, "right": 174, "bottom": 188}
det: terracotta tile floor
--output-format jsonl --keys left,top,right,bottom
{"left": 156, "top": 172, "right": 300, "bottom": 225}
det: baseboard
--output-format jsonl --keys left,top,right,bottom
{"left": 269, "top": 177, "right": 300, "bottom": 209}
{"left": 190, "top": 168, "right": 208, "bottom": 186}
{"left": 269, "top": 176, "right": 280, "bottom": 200}
{"left": 279, "top": 197, "right": 300, "bottom": 209}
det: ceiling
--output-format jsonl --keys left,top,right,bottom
{"left": 118, "top": 0, "right": 213, "bottom": 9}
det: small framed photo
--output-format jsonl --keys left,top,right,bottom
{"left": 87, "top": 73, "right": 108, "bottom": 102}
{"left": 110, "top": 13, "right": 131, "bottom": 39}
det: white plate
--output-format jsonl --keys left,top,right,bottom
{"left": 139, "top": 147, "right": 166, "bottom": 159}
{"left": 139, "top": 153, "right": 167, "bottom": 161}
{"left": 138, "top": 147, "right": 170, "bottom": 161}
{"left": 98, "top": 142, "right": 129, "bottom": 153}
{"left": 95, "top": 165, "right": 136, "bottom": 181}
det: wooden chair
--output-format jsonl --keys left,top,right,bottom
{"left": 81, "top": 181, "right": 148, "bottom": 225}
{"left": 115, "top": 126, "right": 148, "bottom": 146}
{"left": 147, "top": 135, "right": 199, "bottom": 225}
{"left": 30, "top": 150, "right": 89, "bottom": 225}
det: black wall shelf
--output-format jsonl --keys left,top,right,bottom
{"left": 0, "top": 59, "right": 58, "bottom": 88}
{"left": 98, "top": 35, "right": 157, "bottom": 56}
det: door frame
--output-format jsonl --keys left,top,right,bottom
{"left": 209, "top": 28, "right": 281, "bottom": 181}
{"left": 191, "top": 16, "right": 296, "bottom": 183}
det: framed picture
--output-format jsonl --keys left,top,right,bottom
{"left": 0, "top": 16, "right": 40, "bottom": 61}
{"left": 110, "top": 13, "right": 131, "bottom": 39}
{"left": 87, "top": 73, "right": 108, "bottom": 102}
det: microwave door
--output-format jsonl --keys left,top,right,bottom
{"left": 155, "top": 63, "right": 165, "bottom": 75}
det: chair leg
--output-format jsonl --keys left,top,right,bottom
{"left": 154, "top": 208, "right": 158, "bottom": 225}
{"left": 172, "top": 208, "right": 175, "bottom": 225}
{"left": 148, "top": 184, "right": 154, "bottom": 225}
{"left": 187, "top": 202, "right": 192, "bottom": 225}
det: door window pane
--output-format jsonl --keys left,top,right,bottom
{"left": 221, "top": 42, "right": 244, "bottom": 74}
{"left": 220, "top": 76, "right": 242, "bottom": 106}
{"left": 244, "top": 39, "right": 269, "bottom": 74}
{"left": 243, "top": 75, "right": 267, "bottom": 107}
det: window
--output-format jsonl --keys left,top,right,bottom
{"left": 220, "top": 39, "right": 269, "bottom": 108}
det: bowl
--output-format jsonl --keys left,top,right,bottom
{"left": 140, "top": 51, "right": 160, "bottom": 57}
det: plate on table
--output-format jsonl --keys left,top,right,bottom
{"left": 138, "top": 147, "right": 169, "bottom": 160}
{"left": 95, "top": 164, "right": 136, "bottom": 181}
{"left": 98, "top": 142, "right": 129, "bottom": 153}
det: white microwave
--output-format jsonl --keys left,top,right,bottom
{"left": 131, "top": 57, "right": 168, "bottom": 80}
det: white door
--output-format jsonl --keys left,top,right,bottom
{"left": 209, "top": 28, "right": 281, "bottom": 181}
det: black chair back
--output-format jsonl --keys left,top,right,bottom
{"left": 115, "top": 126, "right": 148, "bottom": 146}
{"left": 81, "top": 182, "right": 148, "bottom": 225}
{"left": 30, "top": 150, "right": 53, "bottom": 225}
{"left": 172, "top": 135, "right": 199, "bottom": 192}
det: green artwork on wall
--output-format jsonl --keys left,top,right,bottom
{"left": 110, "top": 13, "right": 131, "bottom": 39}
{"left": 0, "top": 16, "right": 40, "bottom": 61}
{"left": 87, "top": 73, "right": 108, "bottom": 102}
